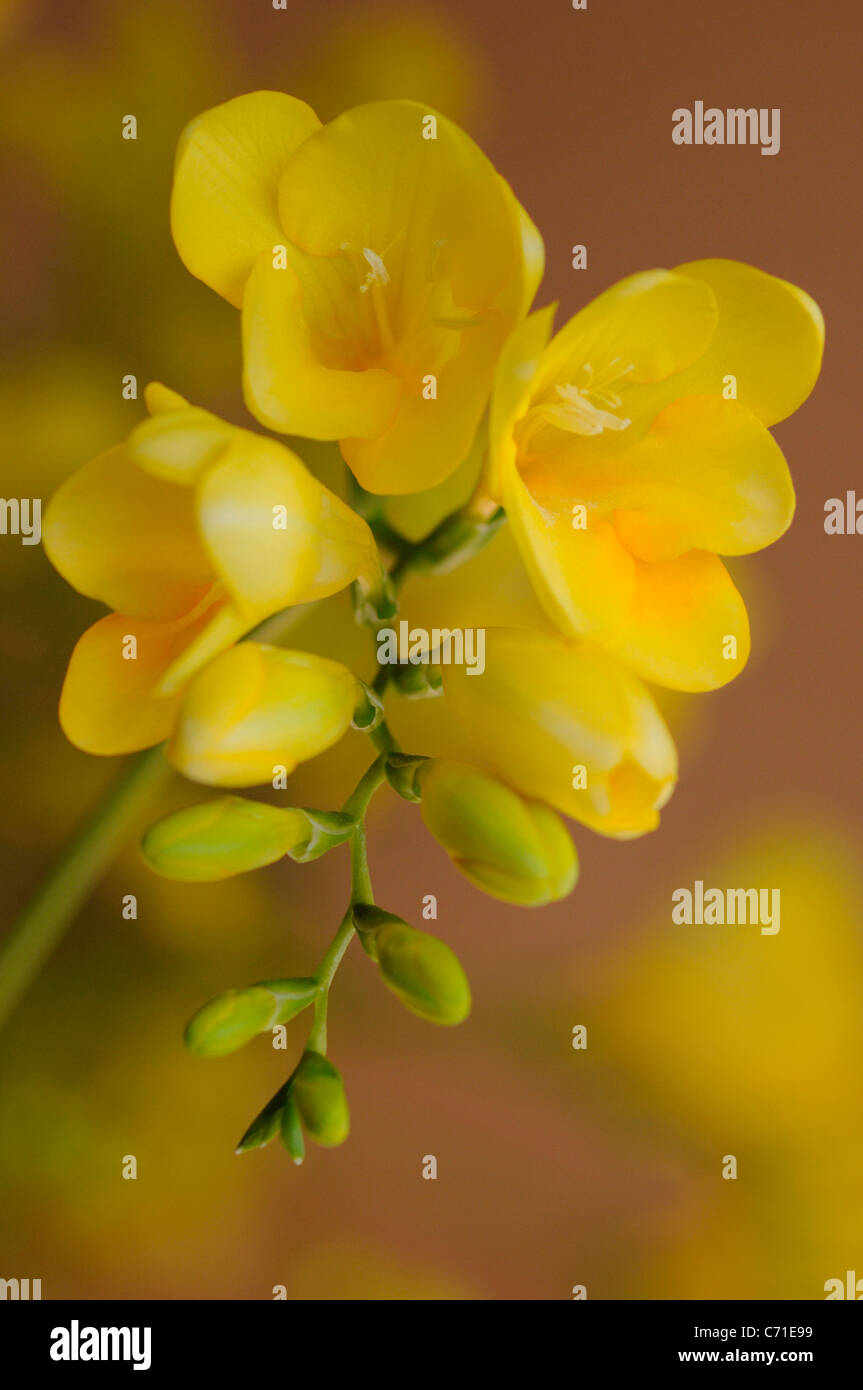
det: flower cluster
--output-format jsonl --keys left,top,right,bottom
{"left": 44, "top": 92, "right": 823, "bottom": 1159}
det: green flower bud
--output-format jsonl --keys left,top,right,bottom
{"left": 292, "top": 1051, "right": 350, "bottom": 1148}
{"left": 185, "top": 978, "right": 317, "bottom": 1058}
{"left": 420, "top": 760, "right": 578, "bottom": 906}
{"left": 385, "top": 752, "right": 430, "bottom": 803}
{"left": 185, "top": 987, "right": 281, "bottom": 1058}
{"left": 376, "top": 922, "right": 471, "bottom": 1026}
{"left": 142, "top": 797, "right": 305, "bottom": 881}
{"left": 142, "top": 799, "right": 355, "bottom": 879}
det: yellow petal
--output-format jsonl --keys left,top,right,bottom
{"left": 59, "top": 594, "right": 235, "bottom": 755}
{"left": 242, "top": 250, "right": 403, "bottom": 440}
{"left": 502, "top": 459, "right": 636, "bottom": 639}
{"left": 384, "top": 419, "right": 484, "bottom": 541}
{"left": 442, "top": 628, "right": 677, "bottom": 837}
{"left": 608, "top": 550, "right": 751, "bottom": 692}
{"left": 168, "top": 644, "right": 358, "bottom": 787}
{"left": 532, "top": 269, "right": 719, "bottom": 402}
{"left": 171, "top": 90, "right": 322, "bottom": 308}
{"left": 43, "top": 446, "right": 213, "bottom": 620}
{"left": 341, "top": 305, "right": 513, "bottom": 494}
{"left": 154, "top": 601, "right": 251, "bottom": 697}
{"left": 128, "top": 404, "right": 233, "bottom": 486}
{"left": 503, "top": 464, "right": 750, "bottom": 691}
{"left": 507, "top": 188, "right": 545, "bottom": 319}
{"left": 195, "top": 433, "right": 376, "bottom": 620}
{"left": 145, "top": 382, "right": 191, "bottom": 416}
{"left": 530, "top": 395, "right": 795, "bottom": 563}
{"left": 669, "top": 259, "right": 824, "bottom": 424}
{"left": 488, "top": 304, "right": 556, "bottom": 500}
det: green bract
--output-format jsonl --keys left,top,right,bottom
{"left": 279, "top": 1094, "right": 306, "bottom": 1165}
{"left": 384, "top": 753, "right": 430, "bottom": 803}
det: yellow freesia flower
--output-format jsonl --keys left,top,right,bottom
{"left": 442, "top": 628, "right": 677, "bottom": 838}
{"left": 167, "top": 643, "right": 358, "bottom": 787}
{"left": 43, "top": 384, "right": 375, "bottom": 755}
{"left": 171, "top": 92, "right": 543, "bottom": 495}
{"left": 489, "top": 260, "right": 824, "bottom": 690}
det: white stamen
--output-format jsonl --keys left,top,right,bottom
{"left": 358, "top": 247, "right": 390, "bottom": 293}
{"left": 549, "top": 383, "right": 631, "bottom": 436}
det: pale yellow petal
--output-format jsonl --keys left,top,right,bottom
{"left": 59, "top": 594, "right": 235, "bottom": 755}
{"left": 171, "top": 90, "right": 322, "bottom": 308}
{"left": 195, "top": 433, "right": 376, "bottom": 620}
{"left": 43, "top": 447, "right": 214, "bottom": 620}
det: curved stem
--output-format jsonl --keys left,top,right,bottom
{"left": 306, "top": 755, "right": 387, "bottom": 1054}
{"left": 0, "top": 744, "right": 173, "bottom": 1029}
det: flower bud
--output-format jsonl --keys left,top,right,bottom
{"left": 185, "top": 978, "right": 317, "bottom": 1057}
{"left": 141, "top": 797, "right": 306, "bottom": 880}
{"left": 420, "top": 760, "right": 578, "bottom": 905}
{"left": 292, "top": 1051, "right": 350, "bottom": 1148}
{"left": 375, "top": 921, "right": 471, "bottom": 1026}
{"left": 442, "top": 627, "right": 677, "bottom": 838}
{"left": 185, "top": 987, "right": 280, "bottom": 1058}
{"left": 168, "top": 643, "right": 358, "bottom": 786}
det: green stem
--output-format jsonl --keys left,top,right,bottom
{"left": 0, "top": 744, "right": 173, "bottom": 1029}
{"left": 306, "top": 755, "right": 387, "bottom": 1054}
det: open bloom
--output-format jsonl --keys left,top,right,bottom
{"left": 442, "top": 627, "right": 677, "bottom": 838}
{"left": 489, "top": 260, "right": 824, "bottom": 690}
{"left": 171, "top": 92, "right": 543, "bottom": 494}
{"left": 43, "top": 384, "right": 374, "bottom": 754}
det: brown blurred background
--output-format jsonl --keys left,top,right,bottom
{"left": 1, "top": 0, "right": 861, "bottom": 1299}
